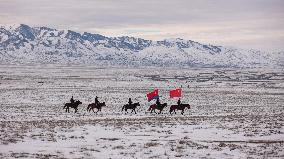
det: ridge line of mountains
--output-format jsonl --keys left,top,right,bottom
{"left": 0, "top": 24, "right": 283, "bottom": 68}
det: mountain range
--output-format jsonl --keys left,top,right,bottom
{"left": 0, "top": 24, "right": 283, "bottom": 68}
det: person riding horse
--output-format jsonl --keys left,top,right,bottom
{"left": 128, "top": 98, "right": 133, "bottom": 106}
{"left": 64, "top": 99, "right": 82, "bottom": 113}
{"left": 70, "top": 96, "right": 74, "bottom": 104}
{"left": 169, "top": 98, "right": 190, "bottom": 115}
{"left": 95, "top": 96, "right": 100, "bottom": 106}
{"left": 148, "top": 97, "right": 167, "bottom": 114}
{"left": 177, "top": 98, "right": 181, "bottom": 106}
{"left": 122, "top": 98, "right": 140, "bottom": 114}
{"left": 156, "top": 98, "right": 161, "bottom": 107}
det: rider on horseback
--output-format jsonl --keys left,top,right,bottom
{"left": 122, "top": 99, "right": 140, "bottom": 114}
{"left": 156, "top": 98, "right": 161, "bottom": 107}
{"left": 70, "top": 96, "right": 75, "bottom": 103}
{"left": 95, "top": 96, "right": 100, "bottom": 106}
{"left": 177, "top": 98, "right": 181, "bottom": 106}
{"left": 128, "top": 98, "right": 133, "bottom": 106}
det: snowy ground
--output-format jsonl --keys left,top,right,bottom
{"left": 0, "top": 65, "right": 283, "bottom": 158}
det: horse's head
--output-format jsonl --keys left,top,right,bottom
{"left": 76, "top": 100, "right": 82, "bottom": 105}
{"left": 163, "top": 103, "right": 167, "bottom": 107}
{"left": 101, "top": 102, "right": 106, "bottom": 107}
{"left": 185, "top": 104, "right": 190, "bottom": 109}
{"left": 135, "top": 102, "right": 140, "bottom": 106}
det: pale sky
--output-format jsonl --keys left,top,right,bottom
{"left": 0, "top": 0, "right": 284, "bottom": 51}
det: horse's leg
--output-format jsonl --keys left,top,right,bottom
{"left": 88, "top": 106, "right": 91, "bottom": 112}
{"left": 154, "top": 109, "right": 158, "bottom": 114}
{"left": 96, "top": 108, "right": 99, "bottom": 113}
{"left": 134, "top": 109, "right": 137, "bottom": 114}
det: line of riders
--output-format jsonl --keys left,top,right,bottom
{"left": 63, "top": 96, "right": 191, "bottom": 115}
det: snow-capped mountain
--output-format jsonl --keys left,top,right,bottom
{"left": 0, "top": 24, "right": 283, "bottom": 68}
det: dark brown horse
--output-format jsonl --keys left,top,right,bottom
{"left": 148, "top": 103, "right": 167, "bottom": 114}
{"left": 63, "top": 100, "right": 82, "bottom": 113}
{"left": 122, "top": 102, "right": 140, "bottom": 114}
{"left": 169, "top": 104, "right": 190, "bottom": 115}
{"left": 87, "top": 102, "right": 106, "bottom": 113}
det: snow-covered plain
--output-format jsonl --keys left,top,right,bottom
{"left": 0, "top": 65, "right": 283, "bottom": 158}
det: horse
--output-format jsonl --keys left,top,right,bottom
{"left": 122, "top": 102, "right": 140, "bottom": 114}
{"left": 169, "top": 104, "right": 191, "bottom": 115}
{"left": 87, "top": 102, "right": 106, "bottom": 113}
{"left": 148, "top": 103, "right": 167, "bottom": 114}
{"left": 63, "top": 100, "right": 82, "bottom": 113}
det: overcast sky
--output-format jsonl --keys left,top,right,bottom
{"left": 0, "top": 0, "right": 284, "bottom": 51}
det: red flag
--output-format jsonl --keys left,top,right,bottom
{"left": 170, "top": 88, "right": 182, "bottom": 98}
{"left": 147, "top": 89, "right": 159, "bottom": 102}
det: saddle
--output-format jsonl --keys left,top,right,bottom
{"left": 95, "top": 101, "right": 101, "bottom": 106}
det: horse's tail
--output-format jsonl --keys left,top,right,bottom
{"left": 148, "top": 106, "right": 152, "bottom": 111}
{"left": 122, "top": 105, "right": 125, "bottom": 111}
